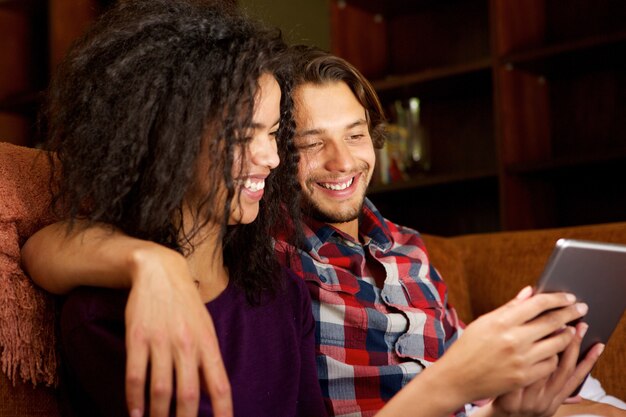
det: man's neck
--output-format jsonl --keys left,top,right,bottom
{"left": 329, "top": 218, "right": 360, "bottom": 241}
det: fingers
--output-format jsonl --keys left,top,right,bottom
{"left": 200, "top": 325, "right": 233, "bottom": 417}
{"left": 560, "top": 342, "right": 604, "bottom": 398}
{"left": 515, "top": 285, "right": 534, "bottom": 301}
{"left": 522, "top": 302, "right": 588, "bottom": 342}
{"left": 126, "top": 328, "right": 149, "bottom": 417}
{"left": 548, "top": 322, "right": 587, "bottom": 390}
{"left": 149, "top": 341, "right": 174, "bottom": 417}
{"left": 498, "top": 292, "right": 577, "bottom": 325}
{"left": 523, "top": 352, "right": 561, "bottom": 384}
{"left": 174, "top": 353, "right": 200, "bottom": 417}
{"left": 527, "top": 326, "right": 576, "bottom": 365}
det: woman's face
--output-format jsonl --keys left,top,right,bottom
{"left": 228, "top": 73, "right": 281, "bottom": 225}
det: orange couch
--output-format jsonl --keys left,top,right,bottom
{"left": 1, "top": 142, "right": 624, "bottom": 415}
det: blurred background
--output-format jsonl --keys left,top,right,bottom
{"left": 1, "top": 0, "right": 625, "bottom": 236}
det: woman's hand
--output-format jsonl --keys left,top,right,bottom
{"left": 22, "top": 222, "right": 233, "bottom": 417}
{"left": 124, "top": 245, "right": 232, "bottom": 417}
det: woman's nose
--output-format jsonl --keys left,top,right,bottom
{"left": 250, "top": 135, "right": 280, "bottom": 170}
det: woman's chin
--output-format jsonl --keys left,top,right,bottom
{"left": 228, "top": 205, "right": 260, "bottom": 225}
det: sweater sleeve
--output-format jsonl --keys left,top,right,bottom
{"left": 288, "top": 269, "right": 329, "bottom": 417}
{"left": 60, "top": 286, "right": 130, "bottom": 417}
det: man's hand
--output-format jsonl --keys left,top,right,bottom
{"left": 490, "top": 321, "right": 604, "bottom": 417}
{"left": 372, "top": 287, "right": 593, "bottom": 417}
{"left": 554, "top": 399, "right": 626, "bottom": 417}
{"left": 124, "top": 245, "right": 232, "bottom": 417}
{"left": 435, "top": 286, "right": 588, "bottom": 405}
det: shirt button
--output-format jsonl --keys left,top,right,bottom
{"left": 319, "top": 275, "right": 327, "bottom": 283}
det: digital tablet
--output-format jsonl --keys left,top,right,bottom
{"left": 535, "top": 238, "right": 626, "bottom": 395}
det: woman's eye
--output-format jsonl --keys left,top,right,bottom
{"left": 349, "top": 134, "right": 364, "bottom": 140}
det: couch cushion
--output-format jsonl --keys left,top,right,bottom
{"left": 0, "top": 370, "right": 60, "bottom": 417}
{"left": 422, "top": 234, "right": 473, "bottom": 324}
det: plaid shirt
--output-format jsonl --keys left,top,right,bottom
{"left": 276, "top": 199, "right": 465, "bottom": 417}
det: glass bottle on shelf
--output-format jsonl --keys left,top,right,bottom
{"left": 406, "top": 97, "right": 431, "bottom": 172}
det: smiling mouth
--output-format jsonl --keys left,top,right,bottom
{"left": 243, "top": 178, "right": 265, "bottom": 192}
{"left": 317, "top": 176, "right": 354, "bottom": 191}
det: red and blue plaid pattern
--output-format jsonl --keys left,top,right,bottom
{"left": 277, "top": 199, "right": 465, "bottom": 417}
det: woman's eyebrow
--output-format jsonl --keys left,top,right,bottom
{"left": 249, "top": 118, "right": 281, "bottom": 129}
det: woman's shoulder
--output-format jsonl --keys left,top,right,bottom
{"left": 276, "top": 266, "right": 313, "bottom": 317}
{"left": 280, "top": 266, "right": 309, "bottom": 297}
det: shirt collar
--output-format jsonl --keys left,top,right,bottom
{"left": 302, "top": 198, "right": 395, "bottom": 256}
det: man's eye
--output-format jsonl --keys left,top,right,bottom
{"left": 297, "top": 141, "right": 321, "bottom": 150}
{"left": 349, "top": 134, "right": 365, "bottom": 140}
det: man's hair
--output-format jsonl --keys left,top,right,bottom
{"left": 288, "top": 45, "right": 386, "bottom": 148}
{"left": 44, "top": 0, "right": 300, "bottom": 302}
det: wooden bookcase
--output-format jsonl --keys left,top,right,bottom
{"left": 331, "top": 0, "right": 626, "bottom": 235}
{"left": 0, "top": 0, "right": 108, "bottom": 147}
{"left": 0, "top": 0, "right": 48, "bottom": 146}
{"left": 3, "top": 0, "right": 624, "bottom": 235}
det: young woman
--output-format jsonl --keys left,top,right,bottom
{"left": 34, "top": 1, "right": 326, "bottom": 416}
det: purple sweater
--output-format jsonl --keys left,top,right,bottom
{"left": 60, "top": 268, "right": 327, "bottom": 417}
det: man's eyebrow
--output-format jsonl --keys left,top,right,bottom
{"left": 347, "top": 119, "right": 368, "bottom": 129}
{"left": 297, "top": 127, "right": 325, "bottom": 137}
{"left": 298, "top": 119, "right": 368, "bottom": 137}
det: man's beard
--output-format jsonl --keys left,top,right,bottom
{"left": 300, "top": 187, "right": 365, "bottom": 224}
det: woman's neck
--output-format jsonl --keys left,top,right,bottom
{"left": 186, "top": 239, "right": 229, "bottom": 303}
{"left": 180, "top": 205, "right": 229, "bottom": 303}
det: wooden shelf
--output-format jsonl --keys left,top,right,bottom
{"left": 341, "top": 0, "right": 458, "bottom": 17}
{"left": 0, "top": 91, "right": 42, "bottom": 115}
{"left": 372, "top": 58, "right": 492, "bottom": 92}
{"left": 502, "top": 31, "right": 626, "bottom": 75}
{"left": 506, "top": 148, "right": 626, "bottom": 176}
{"left": 0, "top": 0, "right": 44, "bottom": 13}
{"left": 368, "top": 169, "right": 498, "bottom": 195}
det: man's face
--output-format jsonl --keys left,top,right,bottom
{"left": 294, "top": 81, "right": 376, "bottom": 225}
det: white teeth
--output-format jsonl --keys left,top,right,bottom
{"left": 244, "top": 178, "right": 265, "bottom": 192}
{"left": 320, "top": 177, "right": 353, "bottom": 191}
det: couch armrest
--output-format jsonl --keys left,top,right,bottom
{"left": 0, "top": 370, "right": 60, "bottom": 417}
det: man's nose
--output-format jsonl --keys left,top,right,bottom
{"left": 324, "top": 140, "right": 356, "bottom": 172}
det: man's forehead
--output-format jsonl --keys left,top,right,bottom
{"left": 294, "top": 82, "right": 367, "bottom": 129}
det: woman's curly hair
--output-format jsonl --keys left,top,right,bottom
{"left": 44, "top": 0, "right": 302, "bottom": 303}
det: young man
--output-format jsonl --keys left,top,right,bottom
{"left": 22, "top": 47, "right": 622, "bottom": 417}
